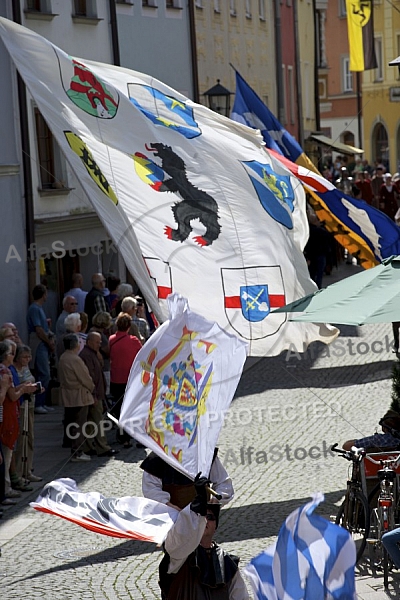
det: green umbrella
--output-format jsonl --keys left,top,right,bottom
{"left": 272, "top": 255, "right": 400, "bottom": 325}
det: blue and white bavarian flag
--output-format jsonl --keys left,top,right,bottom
{"left": 244, "top": 493, "right": 356, "bottom": 599}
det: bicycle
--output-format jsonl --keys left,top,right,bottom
{"left": 365, "top": 453, "right": 400, "bottom": 588}
{"left": 331, "top": 443, "right": 370, "bottom": 562}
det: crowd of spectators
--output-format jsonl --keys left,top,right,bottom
{"left": 305, "top": 153, "right": 400, "bottom": 288}
{"left": 0, "top": 272, "right": 158, "bottom": 517}
{"left": 322, "top": 154, "right": 400, "bottom": 219}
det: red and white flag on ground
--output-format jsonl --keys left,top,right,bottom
{"left": 30, "top": 478, "right": 178, "bottom": 543}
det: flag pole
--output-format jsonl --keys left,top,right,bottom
{"left": 356, "top": 72, "right": 362, "bottom": 149}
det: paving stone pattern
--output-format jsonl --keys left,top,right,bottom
{"left": 1, "top": 263, "right": 399, "bottom": 598}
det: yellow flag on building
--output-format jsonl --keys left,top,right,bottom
{"left": 346, "top": 0, "right": 378, "bottom": 71}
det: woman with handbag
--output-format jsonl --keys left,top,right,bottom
{"left": 109, "top": 313, "right": 142, "bottom": 448}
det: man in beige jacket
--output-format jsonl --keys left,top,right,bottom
{"left": 58, "top": 333, "right": 94, "bottom": 462}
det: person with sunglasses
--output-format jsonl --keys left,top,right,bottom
{"left": 159, "top": 474, "right": 249, "bottom": 599}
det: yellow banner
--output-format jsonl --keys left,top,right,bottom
{"left": 346, "top": 0, "right": 372, "bottom": 71}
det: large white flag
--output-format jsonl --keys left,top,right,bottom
{"left": 120, "top": 294, "right": 248, "bottom": 479}
{"left": 0, "top": 18, "right": 337, "bottom": 355}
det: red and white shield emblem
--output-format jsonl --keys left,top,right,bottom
{"left": 221, "top": 266, "right": 287, "bottom": 339}
{"left": 144, "top": 257, "right": 173, "bottom": 300}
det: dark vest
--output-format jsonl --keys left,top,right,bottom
{"left": 140, "top": 450, "right": 218, "bottom": 509}
{"left": 159, "top": 544, "right": 239, "bottom": 600}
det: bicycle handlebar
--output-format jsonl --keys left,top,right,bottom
{"left": 331, "top": 443, "right": 365, "bottom": 462}
{"left": 365, "top": 452, "right": 400, "bottom": 469}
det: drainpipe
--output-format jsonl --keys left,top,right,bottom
{"left": 293, "top": 0, "right": 304, "bottom": 146}
{"left": 273, "top": 0, "right": 285, "bottom": 123}
{"left": 109, "top": 0, "right": 120, "bottom": 66}
{"left": 188, "top": 0, "right": 199, "bottom": 102}
{"left": 11, "top": 0, "right": 36, "bottom": 297}
{"left": 313, "top": 0, "right": 321, "bottom": 132}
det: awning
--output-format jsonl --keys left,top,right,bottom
{"left": 309, "top": 134, "right": 363, "bottom": 155}
{"left": 389, "top": 55, "right": 400, "bottom": 66}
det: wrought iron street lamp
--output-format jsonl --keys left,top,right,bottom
{"left": 203, "top": 80, "right": 232, "bottom": 116}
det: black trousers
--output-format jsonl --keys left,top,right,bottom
{"left": 0, "top": 440, "right": 5, "bottom": 502}
{"left": 110, "top": 382, "right": 131, "bottom": 444}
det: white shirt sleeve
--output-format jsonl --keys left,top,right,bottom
{"left": 229, "top": 570, "right": 250, "bottom": 600}
{"left": 209, "top": 456, "right": 234, "bottom": 505}
{"left": 164, "top": 504, "right": 206, "bottom": 574}
{"left": 142, "top": 472, "right": 171, "bottom": 504}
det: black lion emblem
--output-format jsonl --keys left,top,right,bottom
{"left": 148, "top": 143, "right": 221, "bottom": 247}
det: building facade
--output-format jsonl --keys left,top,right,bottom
{"left": 317, "top": 0, "right": 359, "bottom": 158}
{"left": 193, "top": 0, "right": 277, "bottom": 116}
{"left": 116, "top": 0, "right": 194, "bottom": 97}
{"left": 362, "top": 0, "right": 400, "bottom": 172}
{"left": 0, "top": 0, "right": 193, "bottom": 334}
{"left": 297, "top": 0, "right": 317, "bottom": 144}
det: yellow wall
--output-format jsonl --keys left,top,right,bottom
{"left": 298, "top": 0, "right": 317, "bottom": 138}
{"left": 194, "top": 2, "right": 277, "bottom": 114}
{"left": 362, "top": 1, "right": 400, "bottom": 171}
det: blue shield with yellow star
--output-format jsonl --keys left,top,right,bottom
{"left": 128, "top": 84, "right": 201, "bottom": 139}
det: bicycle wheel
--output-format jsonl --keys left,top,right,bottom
{"left": 368, "top": 482, "right": 380, "bottom": 511}
{"left": 336, "top": 490, "right": 370, "bottom": 562}
{"left": 381, "top": 504, "right": 394, "bottom": 589}
{"left": 369, "top": 503, "right": 394, "bottom": 587}
{"left": 383, "top": 546, "right": 389, "bottom": 589}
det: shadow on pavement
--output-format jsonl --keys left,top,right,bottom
{"left": 235, "top": 357, "right": 394, "bottom": 396}
{"left": 3, "top": 538, "right": 161, "bottom": 586}
{"left": 216, "top": 489, "right": 346, "bottom": 543}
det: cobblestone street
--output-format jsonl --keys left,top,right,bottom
{"left": 1, "top": 265, "right": 400, "bottom": 599}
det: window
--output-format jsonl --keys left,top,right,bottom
{"left": 34, "top": 109, "right": 67, "bottom": 190}
{"left": 195, "top": 0, "right": 203, "bottom": 7}
{"left": 73, "top": 0, "right": 97, "bottom": 17}
{"left": 259, "top": 0, "right": 265, "bottom": 20}
{"left": 342, "top": 57, "right": 353, "bottom": 92}
{"left": 373, "top": 122, "right": 389, "bottom": 166}
{"left": 339, "top": 0, "right": 346, "bottom": 17}
{"left": 230, "top": 0, "right": 236, "bottom": 16}
{"left": 246, "top": 0, "right": 252, "bottom": 18}
{"left": 342, "top": 131, "right": 355, "bottom": 146}
{"left": 375, "top": 37, "right": 383, "bottom": 81}
{"left": 26, "top": 0, "right": 51, "bottom": 11}
{"left": 214, "top": 0, "right": 220, "bottom": 12}
{"left": 27, "top": 0, "right": 41, "bottom": 9}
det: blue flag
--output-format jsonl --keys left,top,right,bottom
{"left": 244, "top": 493, "right": 356, "bottom": 600}
{"left": 231, "top": 69, "right": 303, "bottom": 162}
{"left": 231, "top": 70, "right": 400, "bottom": 268}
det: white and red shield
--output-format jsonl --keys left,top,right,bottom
{"left": 221, "top": 266, "right": 287, "bottom": 339}
{"left": 144, "top": 257, "right": 173, "bottom": 300}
